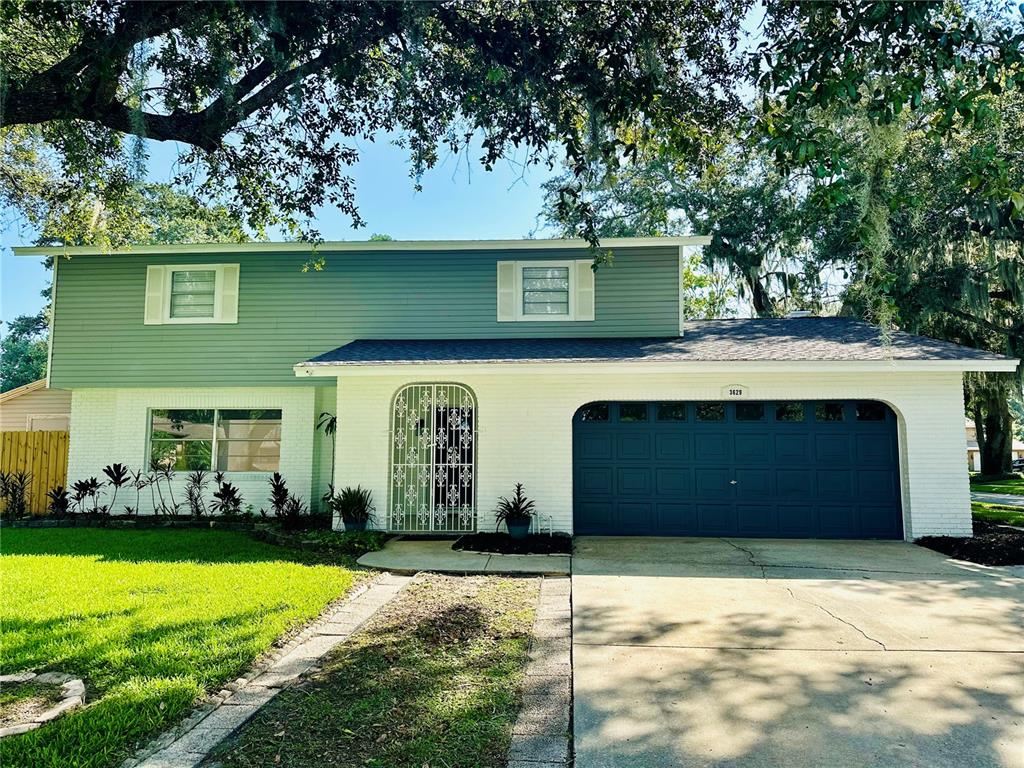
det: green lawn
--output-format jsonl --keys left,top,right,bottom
{"left": 211, "top": 574, "right": 538, "bottom": 768}
{"left": 0, "top": 529, "right": 361, "bottom": 768}
{"left": 972, "top": 501, "right": 1024, "bottom": 527}
{"left": 971, "top": 476, "right": 1024, "bottom": 495}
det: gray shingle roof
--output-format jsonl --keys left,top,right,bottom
{"left": 299, "top": 318, "right": 1012, "bottom": 366}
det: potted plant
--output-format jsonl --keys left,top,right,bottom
{"left": 494, "top": 483, "right": 535, "bottom": 540}
{"left": 329, "top": 486, "right": 375, "bottom": 532}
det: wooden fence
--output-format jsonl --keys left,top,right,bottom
{"left": 0, "top": 431, "right": 69, "bottom": 515}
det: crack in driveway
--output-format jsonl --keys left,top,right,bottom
{"left": 783, "top": 586, "right": 888, "bottom": 650}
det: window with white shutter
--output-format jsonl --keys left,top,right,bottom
{"left": 496, "top": 259, "right": 596, "bottom": 322}
{"left": 143, "top": 264, "right": 240, "bottom": 325}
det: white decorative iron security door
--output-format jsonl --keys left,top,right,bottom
{"left": 389, "top": 384, "right": 476, "bottom": 532}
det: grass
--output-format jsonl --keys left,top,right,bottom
{"left": 972, "top": 501, "right": 1024, "bottom": 527}
{"left": 0, "top": 528, "right": 362, "bottom": 768}
{"left": 212, "top": 574, "right": 539, "bottom": 768}
{"left": 970, "top": 476, "right": 1024, "bottom": 495}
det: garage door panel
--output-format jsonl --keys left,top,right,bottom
{"left": 815, "top": 434, "right": 852, "bottom": 462}
{"left": 697, "top": 503, "right": 735, "bottom": 533}
{"left": 735, "top": 468, "right": 771, "bottom": 498}
{"left": 655, "top": 468, "right": 692, "bottom": 496}
{"left": 617, "top": 467, "right": 652, "bottom": 495}
{"left": 776, "top": 469, "right": 813, "bottom": 498}
{"left": 775, "top": 434, "right": 809, "bottom": 462}
{"left": 656, "top": 503, "right": 697, "bottom": 532}
{"left": 777, "top": 504, "right": 817, "bottom": 536}
{"left": 655, "top": 433, "right": 690, "bottom": 460}
{"left": 737, "top": 504, "right": 778, "bottom": 535}
{"left": 579, "top": 467, "right": 612, "bottom": 495}
{"left": 735, "top": 433, "right": 771, "bottom": 462}
{"left": 616, "top": 433, "right": 651, "bottom": 460}
{"left": 574, "top": 400, "right": 901, "bottom": 539}
{"left": 694, "top": 433, "right": 729, "bottom": 462}
{"left": 819, "top": 505, "right": 857, "bottom": 536}
{"left": 695, "top": 468, "right": 732, "bottom": 496}
{"left": 816, "top": 469, "right": 852, "bottom": 498}
{"left": 579, "top": 433, "right": 612, "bottom": 460}
{"left": 616, "top": 501, "right": 654, "bottom": 530}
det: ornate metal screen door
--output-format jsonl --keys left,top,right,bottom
{"left": 389, "top": 384, "right": 476, "bottom": 532}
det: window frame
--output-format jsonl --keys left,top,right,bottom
{"left": 159, "top": 264, "right": 233, "bottom": 325}
{"left": 513, "top": 260, "right": 578, "bottom": 321}
{"left": 147, "top": 407, "right": 282, "bottom": 474}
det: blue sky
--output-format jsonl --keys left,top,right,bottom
{"left": 1, "top": 134, "right": 561, "bottom": 327}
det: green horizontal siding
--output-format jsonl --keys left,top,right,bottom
{"left": 50, "top": 246, "right": 680, "bottom": 387}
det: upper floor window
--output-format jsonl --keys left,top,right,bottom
{"left": 496, "top": 259, "right": 595, "bottom": 322}
{"left": 144, "top": 264, "right": 240, "bottom": 325}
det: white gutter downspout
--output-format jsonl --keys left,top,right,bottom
{"left": 44, "top": 255, "right": 59, "bottom": 388}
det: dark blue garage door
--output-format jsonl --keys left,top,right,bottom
{"left": 573, "top": 401, "right": 902, "bottom": 538}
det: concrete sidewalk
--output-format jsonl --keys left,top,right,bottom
{"left": 357, "top": 537, "right": 571, "bottom": 575}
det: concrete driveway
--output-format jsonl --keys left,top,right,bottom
{"left": 572, "top": 538, "right": 1024, "bottom": 768}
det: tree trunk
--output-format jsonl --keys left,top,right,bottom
{"left": 978, "top": 390, "right": 1013, "bottom": 476}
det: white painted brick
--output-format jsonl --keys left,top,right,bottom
{"left": 68, "top": 387, "right": 316, "bottom": 514}
{"left": 333, "top": 369, "right": 973, "bottom": 540}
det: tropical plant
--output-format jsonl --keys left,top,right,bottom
{"left": 211, "top": 479, "right": 243, "bottom": 516}
{"left": 280, "top": 495, "right": 310, "bottom": 532}
{"left": 328, "top": 486, "right": 375, "bottom": 525}
{"left": 184, "top": 469, "right": 210, "bottom": 517}
{"left": 493, "top": 483, "right": 536, "bottom": 529}
{"left": 46, "top": 485, "right": 70, "bottom": 518}
{"left": 316, "top": 412, "right": 338, "bottom": 501}
{"left": 268, "top": 472, "right": 290, "bottom": 518}
{"left": 102, "top": 463, "right": 130, "bottom": 513}
{"left": 0, "top": 471, "right": 32, "bottom": 519}
{"left": 70, "top": 476, "right": 105, "bottom": 515}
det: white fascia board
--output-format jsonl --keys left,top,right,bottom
{"left": 13, "top": 236, "right": 713, "bottom": 258}
{"left": 294, "top": 357, "right": 1019, "bottom": 378}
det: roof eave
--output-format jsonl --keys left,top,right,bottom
{"left": 12, "top": 236, "right": 712, "bottom": 258}
{"left": 293, "top": 358, "right": 1018, "bottom": 378}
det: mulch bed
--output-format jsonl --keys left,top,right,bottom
{"left": 453, "top": 532, "right": 573, "bottom": 555}
{"left": 916, "top": 519, "right": 1024, "bottom": 566}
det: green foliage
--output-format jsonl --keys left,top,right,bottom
{"left": 328, "top": 486, "right": 375, "bottom": 525}
{"left": 0, "top": 312, "right": 48, "bottom": 392}
{"left": 493, "top": 483, "right": 536, "bottom": 526}
{"left": 0, "top": 471, "right": 32, "bottom": 519}
{"left": 3, "top": 1, "right": 746, "bottom": 242}
{"left": 0, "top": 528, "right": 358, "bottom": 768}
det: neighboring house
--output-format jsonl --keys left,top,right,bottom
{"left": 14, "top": 238, "right": 1018, "bottom": 540}
{"left": 0, "top": 379, "right": 72, "bottom": 432}
{"left": 965, "top": 419, "right": 1024, "bottom": 472}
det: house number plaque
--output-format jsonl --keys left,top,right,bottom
{"left": 722, "top": 384, "right": 749, "bottom": 398}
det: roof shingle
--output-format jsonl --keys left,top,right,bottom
{"left": 299, "top": 318, "right": 1012, "bottom": 367}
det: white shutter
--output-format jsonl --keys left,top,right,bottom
{"left": 574, "top": 259, "right": 595, "bottom": 321}
{"left": 217, "top": 264, "right": 240, "bottom": 324}
{"left": 496, "top": 261, "right": 517, "bottom": 322}
{"left": 144, "top": 265, "right": 167, "bottom": 325}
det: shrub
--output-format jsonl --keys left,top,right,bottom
{"left": 102, "top": 463, "right": 130, "bottom": 512}
{"left": 46, "top": 485, "right": 70, "bottom": 518}
{"left": 493, "top": 483, "right": 535, "bottom": 530}
{"left": 0, "top": 471, "right": 31, "bottom": 519}
{"left": 211, "top": 479, "right": 244, "bottom": 516}
{"left": 184, "top": 469, "right": 211, "bottom": 517}
{"left": 328, "top": 486, "right": 375, "bottom": 525}
{"left": 280, "top": 494, "right": 309, "bottom": 531}
{"left": 268, "top": 472, "right": 289, "bottom": 517}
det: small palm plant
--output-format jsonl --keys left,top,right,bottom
{"left": 494, "top": 483, "right": 535, "bottom": 540}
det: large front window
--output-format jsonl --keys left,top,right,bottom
{"left": 389, "top": 384, "right": 476, "bottom": 532}
{"left": 149, "top": 408, "right": 281, "bottom": 471}
{"left": 522, "top": 265, "right": 570, "bottom": 316}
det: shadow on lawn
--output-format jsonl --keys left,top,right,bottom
{"left": 0, "top": 527, "right": 331, "bottom": 565}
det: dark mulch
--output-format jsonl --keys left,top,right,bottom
{"left": 453, "top": 532, "right": 573, "bottom": 555}
{"left": 916, "top": 519, "right": 1024, "bottom": 566}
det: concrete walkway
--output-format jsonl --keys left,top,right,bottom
{"left": 971, "top": 491, "right": 1024, "bottom": 508}
{"left": 129, "top": 574, "right": 411, "bottom": 768}
{"left": 357, "top": 537, "right": 571, "bottom": 575}
{"left": 572, "top": 537, "right": 1024, "bottom": 768}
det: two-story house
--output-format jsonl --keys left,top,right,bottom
{"left": 16, "top": 237, "right": 1017, "bottom": 539}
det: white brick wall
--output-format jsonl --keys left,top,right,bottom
{"left": 68, "top": 387, "right": 316, "bottom": 515}
{"left": 332, "top": 368, "right": 973, "bottom": 540}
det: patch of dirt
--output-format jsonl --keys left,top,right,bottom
{"left": 0, "top": 682, "right": 63, "bottom": 728}
{"left": 453, "top": 532, "right": 573, "bottom": 555}
{"left": 916, "top": 519, "right": 1024, "bottom": 566}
